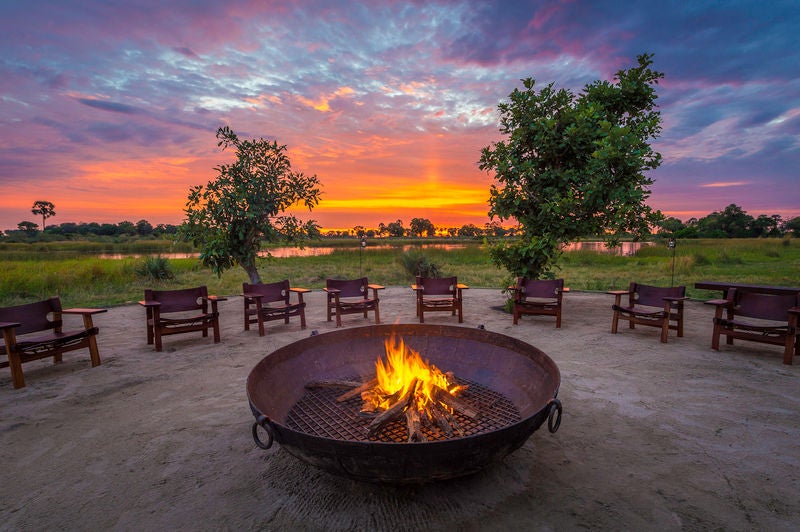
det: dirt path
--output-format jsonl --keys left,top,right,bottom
{"left": 1, "top": 288, "right": 798, "bottom": 530}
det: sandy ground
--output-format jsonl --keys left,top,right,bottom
{"left": 1, "top": 287, "right": 799, "bottom": 531}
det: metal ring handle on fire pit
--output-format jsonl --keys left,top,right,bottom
{"left": 252, "top": 415, "right": 274, "bottom": 449}
{"left": 547, "top": 398, "right": 562, "bottom": 433}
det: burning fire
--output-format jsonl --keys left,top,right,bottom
{"left": 362, "top": 334, "right": 467, "bottom": 415}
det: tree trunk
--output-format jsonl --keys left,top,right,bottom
{"left": 242, "top": 260, "right": 261, "bottom": 284}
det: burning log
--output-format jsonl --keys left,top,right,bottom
{"left": 367, "top": 378, "right": 418, "bottom": 437}
{"left": 433, "top": 384, "right": 479, "bottom": 419}
{"left": 405, "top": 407, "right": 426, "bottom": 442}
{"left": 305, "top": 379, "right": 364, "bottom": 390}
{"left": 336, "top": 378, "right": 378, "bottom": 402}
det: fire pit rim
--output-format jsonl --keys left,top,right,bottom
{"left": 247, "top": 323, "right": 562, "bottom": 484}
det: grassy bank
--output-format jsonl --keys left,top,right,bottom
{"left": 0, "top": 238, "right": 797, "bottom": 308}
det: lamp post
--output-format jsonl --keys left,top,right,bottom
{"left": 668, "top": 237, "right": 677, "bottom": 287}
{"left": 360, "top": 236, "right": 367, "bottom": 275}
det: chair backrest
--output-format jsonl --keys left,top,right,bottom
{"left": 144, "top": 286, "right": 208, "bottom": 313}
{"left": 417, "top": 276, "right": 457, "bottom": 297}
{"left": 517, "top": 278, "right": 563, "bottom": 299}
{"left": 734, "top": 289, "right": 799, "bottom": 321}
{"left": 0, "top": 297, "right": 61, "bottom": 335}
{"left": 243, "top": 280, "right": 291, "bottom": 304}
{"left": 633, "top": 283, "right": 685, "bottom": 307}
{"left": 326, "top": 278, "right": 368, "bottom": 299}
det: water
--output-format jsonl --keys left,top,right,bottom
{"left": 97, "top": 241, "right": 651, "bottom": 259}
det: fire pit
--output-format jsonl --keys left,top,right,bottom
{"left": 247, "top": 324, "right": 562, "bottom": 484}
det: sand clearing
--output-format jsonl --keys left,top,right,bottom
{"left": 1, "top": 288, "right": 798, "bottom": 530}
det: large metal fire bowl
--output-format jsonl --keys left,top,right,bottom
{"left": 247, "top": 324, "right": 562, "bottom": 484}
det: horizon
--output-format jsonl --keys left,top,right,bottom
{"left": 1, "top": 1, "right": 798, "bottom": 232}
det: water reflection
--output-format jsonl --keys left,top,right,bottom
{"left": 562, "top": 241, "right": 653, "bottom": 256}
{"left": 98, "top": 241, "right": 649, "bottom": 259}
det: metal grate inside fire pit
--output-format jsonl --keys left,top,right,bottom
{"left": 286, "top": 376, "right": 521, "bottom": 443}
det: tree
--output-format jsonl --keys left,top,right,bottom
{"left": 384, "top": 219, "right": 405, "bottom": 237}
{"left": 31, "top": 200, "right": 55, "bottom": 231}
{"left": 181, "top": 126, "right": 322, "bottom": 283}
{"left": 409, "top": 217, "right": 435, "bottom": 237}
{"left": 136, "top": 219, "right": 154, "bottom": 236}
{"left": 479, "top": 53, "right": 664, "bottom": 279}
{"left": 17, "top": 221, "right": 38, "bottom": 233}
{"left": 457, "top": 224, "right": 483, "bottom": 237}
{"left": 783, "top": 216, "right": 800, "bottom": 236}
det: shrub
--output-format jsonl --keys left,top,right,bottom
{"left": 399, "top": 249, "right": 441, "bottom": 279}
{"left": 135, "top": 256, "right": 174, "bottom": 281}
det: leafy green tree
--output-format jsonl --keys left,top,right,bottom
{"left": 479, "top": 54, "right": 664, "bottom": 279}
{"left": 783, "top": 216, "right": 800, "bottom": 236}
{"left": 750, "top": 214, "right": 782, "bottom": 237}
{"left": 181, "top": 126, "right": 322, "bottom": 283}
{"left": 658, "top": 217, "right": 685, "bottom": 235}
{"left": 31, "top": 200, "right": 55, "bottom": 231}
{"left": 17, "top": 221, "right": 38, "bottom": 233}
{"left": 136, "top": 219, "right": 154, "bottom": 236}
{"left": 457, "top": 224, "right": 483, "bottom": 237}
{"left": 409, "top": 217, "right": 435, "bottom": 237}
{"left": 384, "top": 219, "right": 405, "bottom": 237}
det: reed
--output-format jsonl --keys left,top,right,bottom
{"left": 0, "top": 238, "right": 796, "bottom": 307}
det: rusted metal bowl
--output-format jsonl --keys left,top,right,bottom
{"left": 247, "top": 324, "right": 562, "bottom": 484}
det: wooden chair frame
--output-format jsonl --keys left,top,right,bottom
{"left": 242, "top": 280, "right": 309, "bottom": 336}
{"left": 0, "top": 297, "right": 107, "bottom": 389}
{"left": 609, "top": 282, "right": 687, "bottom": 343}
{"left": 510, "top": 278, "right": 565, "bottom": 328}
{"left": 707, "top": 288, "right": 799, "bottom": 365}
{"left": 139, "top": 286, "right": 225, "bottom": 352}
{"left": 413, "top": 276, "right": 466, "bottom": 324}
{"left": 324, "top": 278, "right": 384, "bottom": 328}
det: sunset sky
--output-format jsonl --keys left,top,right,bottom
{"left": 1, "top": 1, "right": 798, "bottom": 232}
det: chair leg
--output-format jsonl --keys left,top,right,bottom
{"left": 8, "top": 352, "right": 25, "bottom": 389}
{"left": 555, "top": 310, "right": 562, "bottom": 329}
{"left": 154, "top": 330, "right": 163, "bottom": 352}
{"left": 457, "top": 303, "right": 463, "bottom": 323}
{"left": 88, "top": 336, "right": 102, "bottom": 367}
{"left": 300, "top": 308, "right": 307, "bottom": 329}
{"left": 374, "top": 303, "right": 381, "bottom": 324}
{"left": 660, "top": 320, "right": 669, "bottom": 343}
{"left": 257, "top": 313, "right": 265, "bottom": 337}
{"left": 783, "top": 334, "right": 794, "bottom": 365}
{"left": 212, "top": 317, "right": 221, "bottom": 343}
{"left": 611, "top": 310, "right": 619, "bottom": 334}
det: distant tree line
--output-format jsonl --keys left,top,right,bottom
{"left": 657, "top": 204, "right": 799, "bottom": 239}
{"left": 4, "top": 203, "right": 798, "bottom": 244}
{"left": 3, "top": 220, "right": 180, "bottom": 242}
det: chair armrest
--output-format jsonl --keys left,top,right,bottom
{"left": 205, "top": 295, "right": 227, "bottom": 302}
{"left": 456, "top": 284, "right": 469, "bottom": 290}
{"left": 290, "top": 287, "right": 311, "bottom": 294}
{"left": 662, "top": 296, "right": 688, "bottom": 303}
{"left": 0, "top": 321, "right": 22, "bottom": 330}
{"left": 560, "top": 287, "right": 570, "bottom": 293}
{"left": 788, "top": 307, "right": 800, "bottom": 315}
{"left": 241, "top": 292, "right": 264, "bottom": 300}
{"left": 323, "top": 288, "right": 340, "bottom": 294}
{"left": 704, "top": 299, "right": 732, "bottom": 307}
{"left": 139, "top": 300, "right": 161, "bottom": 307}
{"left": 411, "top": 284, "right": 422, "bottom": 291}
{"left": 606, "top": 290, "right": 631, "bottom": 296}
{"left": 368, "top": 284, "right": 384, "bottom": 299}
{"left": 62, "top": 308, "right": 108, "bottom": 315}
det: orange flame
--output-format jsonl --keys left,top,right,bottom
{"left": 365, "top": 334, "right": 465, "bottom": 413}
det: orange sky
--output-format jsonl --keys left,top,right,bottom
{"left": 2, "top": 2, "right": 798, "bottom": 232}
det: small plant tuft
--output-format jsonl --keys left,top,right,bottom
{"left": 135, "top": 256, "right": 174, "bottom": 281}
{"left": 399, "top": 249, "right": 441, "bottom": 279}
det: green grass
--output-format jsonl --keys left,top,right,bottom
{"left": 0, "top": 238, "right": 797, "bottom": 307}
